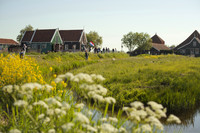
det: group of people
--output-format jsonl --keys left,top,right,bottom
{"left": 19, "top": 44, "right": 27, "bottom": 59}
{"left": 89, "top": 47, "right": 117, "bottom": 54}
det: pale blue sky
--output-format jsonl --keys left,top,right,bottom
{"left": 0, "top": 0, "right": 199, "bottom": 51}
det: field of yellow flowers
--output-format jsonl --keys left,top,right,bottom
{"left": 0, "top": 53, "right": 181, "bottom": 133}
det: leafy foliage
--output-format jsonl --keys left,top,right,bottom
{"left": 86, "top": 31, "right": 103, "bottom": 48}
{"left": 16, "top": 25, "right": 33, "bottom": 42}
{"left": 121, "top": 32, "right": 152, "bottom": 52}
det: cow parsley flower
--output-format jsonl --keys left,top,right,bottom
{"left": 104, "top": 97, "right": 116, "bottom": 104}
{"left": 2, "top": 85, "right": 13, "bottom": 93}
{"left": 14, "top": 100, "right": 28, "bottom": 107}
{"left": 75, "top": 103, "right": 85, "bottom": 109}
{"left": 130, "top": 101, "right": 144, "bottom": 109}
{"left": 108, "top": 117, "right": 118, "bottom": 123}
{"left": 38, "top": 114, "right": 45, "bottom": 119}
{"left": 62, "top": 122, "right": 74, "bottom": 131}
{"left": 9, "top": 129, "right": 21, "bottom": 133}
{"left": 48, "top": 129, "right": 55, "bottom": 133}
{"left": 148, "top": 101, "right": 163, "bottom": 111}
{"left": 74, "top": 112, "right": 90, "bottom": 124}
{"left": 100, "top": 123, "right": 118, "bottom": 133}
{"left": 33, "top": 100, "right": 48, "bottom": 109}
{"left": 167, "top": 114, "right": 181, "bottom": 124}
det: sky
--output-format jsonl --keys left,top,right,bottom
{"left": 0, "top": 0, "right": 199, "bottom": 52}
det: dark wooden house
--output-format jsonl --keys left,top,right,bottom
{"left": 131, "top": 34, "right": 170, "bottom": 56}
{"left": 59, "top": 30, "right": 87, "bottom": 52}
{"left": 0, "top": 38, "right": 19, "bottom": 52}
{"left": 174, "top": 30, "right": 200, "bottom": 57}
{"left": 21, "top": 29, "right": 63, "bottom": 53}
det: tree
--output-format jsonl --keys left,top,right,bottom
{"left": 16, "top": 25, "right": 34, "bottom": 42}
{"left": 86, "top": 31, "right": 103, "bottom": 48}
{"left": 121, "top": 32, "right": 152, "bottom": 52}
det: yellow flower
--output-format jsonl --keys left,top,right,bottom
{"left": 49, "top": 67, "right": 53, "bottom": 72}
{"left": 51, "top": 81, "right": 56, "bottom": 87}
{"left": 61, "top": 81, "right": 67, "bottom": 87}
{"left": 53, "top": 74, "right": 57, "bottom": 78}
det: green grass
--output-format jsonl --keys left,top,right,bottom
{"left": 72, "top": 54, "right": 200, "bottom": 112}
{"left": 32, "top": 52, "right": 129, "bottom": 82}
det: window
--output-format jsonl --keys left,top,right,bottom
{"left": 181, "top": 49, "right": 185, "bottom": 54}
{"left": 195, "top": 48, "right": 199, "bottom": 54}
{"left": 42, "top": 44, "right": 46, "bottom": 49}
{"left": 190, "top": 48, "right": 194, "bottom": 54}
{"left": 65, "top": 44, "right": 68, "bottom": 50}
{"left": 193, "top": 41, "right": 197, "bottom": 47}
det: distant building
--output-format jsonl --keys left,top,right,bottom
{"left": 59, "top": 30, "right": 87, "bottom": 52}
{"left": 174, "top": 30, "right": 200, "bottom": 57}
{"left": 131, "top": 34, "right": 171, "bottom": 56}
{"left": 21, "top": 29, "right": 63, "bottom": 53}
{"left": 0, "top": 38, "right": 19, "bottom": 52}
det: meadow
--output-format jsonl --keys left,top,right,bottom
{"left": 0, "top": 52, "right": 183, "bottom": 132}
{"left": 72, "top": 54, "right": 200, "bottom": 113}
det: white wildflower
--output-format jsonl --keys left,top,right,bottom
{"left": 13, "top": 85, "right": 19, "bottom": 91}
{"left": 21, "top": 83, "right": 42, "bottom": 91}
{"left": 43, "top": 117, "right": 50, "bottom": 124}
{"left": 148, "top": 101, "right": 163, "bottom": 111}
{"left": 55, "top": 108, "right": 61, "bottom": 115}
{"left": 38, "top": 114, "right": 45, "bottom": 119}
{"left": 33, "top": 100, "right": 48, "bottom": 109}
{"left": 74, "top": 112, "right": 90, "bottom": 124}
{"left": 62, "top": 122, "right": 74, "bottom": 131}
{"left": 167, "top": 114, "right": 181, "bottom": 124}
{"left": 108, "top": 117, "right": 118, "bottom": 123}
{"left": 82, "top": 124, "right": 97, "bottom": 132}
{"left": 119, "top": 127, "right": 127, "bottom": 133}
{"left": 100, "top": 123, "right": 118, "bottom": 133}
{"left": 14, "top": 100, "right": 28, "bottom": 107}
{"left": 104, "top": 97, "right": 116, "bottom": 104}
{"left": 145, "top": 107, "right": 156, "bottom": 117}
{"left": 54, "top": 77, "right": 63, "bottom": 83}
{"left": 88, "top": 110, "right": 93, "bottom": 116}
{"left": 2, "top": 85, "right": 13, "bottom": 93}
{"left": 100, "top": 118, "right": 107, "bottom": 122}
{"left": 146, "top": 116, "right": 163, "bottom": 130}
{"left": 93, "top": 94, "right": 105, "bottom": 103}
{"left": 135, "top": 124, "right": 152, "bottom": 133}
{"left": 43, "top": 84, "right": 53, "bottom": 92}
{"left": 27, "top": 105, "right": 33, "bottom": 111}
{"left": 57, "top": 74, "right": 66, "bottom": 79}
{"left": 75, "top": 103, "right": 84, "bottom": 109}
{"left": 130, "top": 101, "right": 144, "bottom": 109}
{"left": 72, "top": 77, "right": 79, "bottom": 82}
{"left": 45, "top": 98, "right": 62, "bottom": 107}
{"left": 65, "top": 72, "right": 74, "bottom": 80}
{"left": 47, "top": 109, "right": 54, "bottom": 116}
{"left": 48, "top": 129, "right": 55, "bottom": 133}
{"left": 155, "top": 109, "right": 166, "bottom": 118}
{"left": 61, "top": 102, "right": 70, "bottom": 110}
{"left": 96, "top": 75, "right": 105, "bottom": 81}
{"left": 9, "top": 129, "right": 21, "bottom": 133}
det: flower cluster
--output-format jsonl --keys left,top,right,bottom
{"left": 0, "top": 54, "right": 45, "bottom": 88}
{"left": 123, "top": 101, "right": 181, "bottom": 132}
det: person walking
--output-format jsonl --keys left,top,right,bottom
{"left": 22, "top": 44, "right": 27, "bottom": 56}
{"left": 85, "top": 50, "right": 89, "bottom": 60}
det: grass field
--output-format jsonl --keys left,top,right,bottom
{"left": 0, "top": 52, "right": 189, "bottom": 132}
{"left": 72, "top": 54, "right": 200, "bottom": 113}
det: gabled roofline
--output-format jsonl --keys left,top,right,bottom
{"left": 50, "top": 28, "right": 58, "bottom": 43}
{"left": 30, "top": 30, "right": 36, "bottom": 43}
{"left": 177, "top": 37, "right": 198, "bottom": 50}
{"left": 20, "top": 31, "right": 26, "bottom": 43}
{"left": 79, "top": 30, "right": 84, "bottom": 42}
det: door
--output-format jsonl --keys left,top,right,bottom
{"left": 37, "top": 45, "right": 40, "bottom": 53}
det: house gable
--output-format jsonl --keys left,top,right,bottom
{"left": 59, "top": 30, "right": 83, "bottom": 42}
{"left": 51, "top": 29, "right": 63, "bottom": 44}
{"left": 151, "top": 34, "right": 165, "bottom": 44}
{"left": 31, "top": 29, "right": 56, "bottom": 42}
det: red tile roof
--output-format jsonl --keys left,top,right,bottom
{"left": 59, "top": 30, "right": 83, "bottom": 42}
{"left": 0, "top": 38, "right": 18, "bottom": 45}
{"left": 152, "top": 43, "right": 170, "bottom": 51}
{"left": 175, "top": 30, "right": 200, "bottom": 50}
{"left": 32, "top": 29, "right": 56, "bottom": 42}
{"left": 151, "top": 34, "right": 165, "bottom": 44}
{"left": 21, "top": 31, "right": 34, "bottom": 42}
